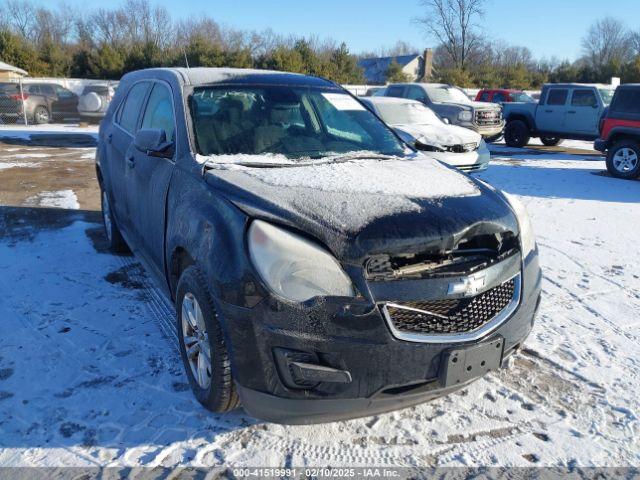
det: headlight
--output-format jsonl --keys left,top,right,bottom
{"left": 458, "top": 110, "right": 473, "bottom": 122}
{"left": 504, "top": 194, "right": 536, "bottom": 257}
{"left": 248, "top": 220, "right": 355, "bottom": 302}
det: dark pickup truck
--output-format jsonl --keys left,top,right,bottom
{"left": 96, "top": 67, "right": 541, "bottom": 424}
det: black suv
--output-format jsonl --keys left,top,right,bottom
{"left": 96, "top": 68, "right": 541, "bottom": 424}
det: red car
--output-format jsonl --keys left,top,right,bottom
{"left": 594, "top": 84, "right": 640, "bottom": 179}
{"left": 476, "top": 89, "right": 535, "bottom": 104}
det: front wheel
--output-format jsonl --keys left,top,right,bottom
{"left": 176, "top": 266, "right": 240, "bottom": 413}
{"left": 606, "top": 140, "right": 640, "bottom": 179}
{"left": 540, "top": 137, "right": 563, "bottom": 147}
{"left": 504, "top": 120, "right": 530, "bottom": 148}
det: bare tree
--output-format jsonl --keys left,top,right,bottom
{"left": 415, "top": 0, "right": 485, "bottom": 70}
{"left": 581, "top": 17, "right": 632, "bottom": 69}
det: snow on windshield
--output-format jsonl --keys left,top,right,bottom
{"left": 376, "top": 103, "right": 443, "bottom": 126}
{"left": 425, "top": 86, "right": 472, "bottom": 104}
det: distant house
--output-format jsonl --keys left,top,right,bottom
{"left": 358, "top": 49, "right": 433, "bottom": 85}
{"left": 0, "top": 61, "right": 28, "bottom": 80}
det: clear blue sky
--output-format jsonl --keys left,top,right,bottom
{"left": 53, "top": 0, "right": 640, "bottom": 60}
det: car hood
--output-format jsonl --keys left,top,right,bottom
{"left": 203, "top": 155, "right": 518, "bottom": 263}
{"left": 393, "top": 123, "right": 481, "bottom": 149}
{"left": 438, "top": 100, "right": 501, "bottom": 111}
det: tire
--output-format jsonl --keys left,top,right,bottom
{"left": 33, "top": 106, "right": 50, "bottom": 125}
{"left": 101, "top": 189, "right": 128, "bottom": 252}
{"left": 176, "top": 266, "right": 240, "bottom": 413}
{"left": 606, "top": 140, "right": 640, "bottom": 179}
{"left": 504, "top": 120, "right": 530, "bottom": 148}
{"left": 541, "top": 137, "right": 563, "bottom": 147}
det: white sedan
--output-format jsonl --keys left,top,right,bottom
{"left": 360, "top": 96, "right": 490, "bottom": 172}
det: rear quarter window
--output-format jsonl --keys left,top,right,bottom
{"left": 610, "top": 89, "right": 640, "bottom": 115}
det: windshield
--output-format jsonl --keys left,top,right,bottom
{"left": 511, "top": 92, "right": 535, "bottom": 103}
{"left": 599, "top": 88, "right": 615, "bottom": 106}
{"left": 424, "top": 86, "right": 471, "bottom": 104}
{"left": 375, "top": 102, "right": 442, "bottom": 126}
{"left": 190, "top": 86, "right": 407, "bottom": 160}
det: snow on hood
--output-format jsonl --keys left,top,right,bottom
{"left": 238, "top": 155, "right": 478, "bottom": 198}
{"left": 205, "top": 155, "right": 485, "bottom": 258}
{"left": 395, "top": 123, "right": 481, "bottom": 149}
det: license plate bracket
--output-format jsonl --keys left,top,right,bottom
{"left": 438, "top": 337, "right": 504, "bottom": 388}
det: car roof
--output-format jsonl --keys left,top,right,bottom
{"left": 361, "top": 96, "right": 423, "bottom": 106}
{"left": 543, "top": 83, "right": 613, "bottom": 88}
{"left": 388, "top": 83, "right": 449, "bottom": 88}
{"left": 121, "top": 67, "right": 338, "bottom": 89}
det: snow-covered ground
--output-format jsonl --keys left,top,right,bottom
{"left": 0, "top": 140, "right": 638, "bottom": 468}
{"left": 0, "top": 124, "right": 98, "bottom": 141}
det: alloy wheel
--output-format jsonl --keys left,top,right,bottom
{"left": 35, "top": 108, "right": 49, "bottom": 124}
{"left": 181, "top": 292, "right": 212, "bottom": 389}
{"left": 613, "top": 148, "right": 638, "bottom": 173}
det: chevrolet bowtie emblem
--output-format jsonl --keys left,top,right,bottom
{"left": 447, "top": 274, "right": 486, "bottom": 297}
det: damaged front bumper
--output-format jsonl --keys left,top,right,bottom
{"left": 219, "top": 250, "right": 541, "bottom": 424}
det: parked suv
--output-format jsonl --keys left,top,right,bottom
{"left": 594, "top": 84, "right": 640, "bottom": 179}
{"left": 476, "top": 89, "right": 535, "bottom": 104}
{"left": 382, "top": 83, "right": 504, "bottom": 140}
{"left": 0, "top": 82, "right": 78, "bottom": 124}
{"left": 78, "top": 83, "right": 117, "bottom": 123}
{"left": 502, "top": 83, "right": 615, "bottom": 147}
{"left": 97, "top": 68, "right": 541, "bottom": 424}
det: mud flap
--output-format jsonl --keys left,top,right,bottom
{"left": 438, "top": 337, "right": 504, "bottom": 388}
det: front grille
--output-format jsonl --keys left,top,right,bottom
{"left": 475, "top": 109, "right": 502, "bottom": 126}
{"left": 384, "top": 278, "right": 516, "bottom": 336}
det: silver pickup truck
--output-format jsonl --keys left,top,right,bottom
{"left": 502, "top": 83, "right": 615, "bottom": 147}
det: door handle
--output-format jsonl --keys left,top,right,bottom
{"left": 544, "top": 109, "right": 553, "bottom": 113}
{"left": 107, "top": 133, "right": 113, "bottom": 144}
{"left": 567, "top": 111, "right": 576, "bottom": 114}
{"left": 126, "top": 155, "right": 135, "bottom": 168}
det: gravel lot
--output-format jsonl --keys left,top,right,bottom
{"left": 0, "top": 133, "right": 638, "bottom": 468}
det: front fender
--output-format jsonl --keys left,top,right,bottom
{"left": 165, "top": 167, "right": 259, "bottom": 308}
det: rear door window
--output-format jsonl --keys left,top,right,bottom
{"left": 141, "top": 83, "right": 176, "bottom": 142}
{"left": 406, "top": 86, "right": 427, "bottom": 102}
{"left": 571, "top": 89, "right": 597, "bottom": 107}
{"left": 28, "top": 85, "right": 41, "bottom": 94}
{"left": 478, "top": 91, "right": 491, "bottom": 102}
{"left": 493, "top": 92, "right": 507, "bottom": 103}
{"left": 546, "top": 89, "right": 568, "bottom": 106}
{"left": 41, "top": 85, "right": 55, "bottom": 96}
{"left": 117, "top": 82, "right": 150, "bottom": 134}
{"left": 386, "top": 85, "right": 405, "bottom": 98}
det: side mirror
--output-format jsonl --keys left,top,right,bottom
{"left": 134, "top": 128, "right": 174, "bottom": 158}
{"left": 443, "top": 118, "right": 450, "bottom": 124}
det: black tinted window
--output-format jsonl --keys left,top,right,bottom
{"left": 386, "top": 85, "right": 405, "bottom": 98}
{"left": 406, "top": 86, "right": 427, "bottom": 102}
{"left": 479, "top": 92, "right": 490, "bottom": 101}
{"left": 117, "top": 82, "right": 149, "bottom": 134}
{"left": 493, "top": 92, "right": 506, "bottom": 103}
{"left": 571, "top": 89, "right": 597, "bottom": 107}
{"left": 28, "top": 85, "right": 40, "bottom": 94}
{"left": 611, "top": 89, "right": 640, "bottom": 114}
{"left": 141, "top": 84, "right": 175, "bottom": 141}
{"left": 546, "top": 89, "right": 568, "bottom": 105}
